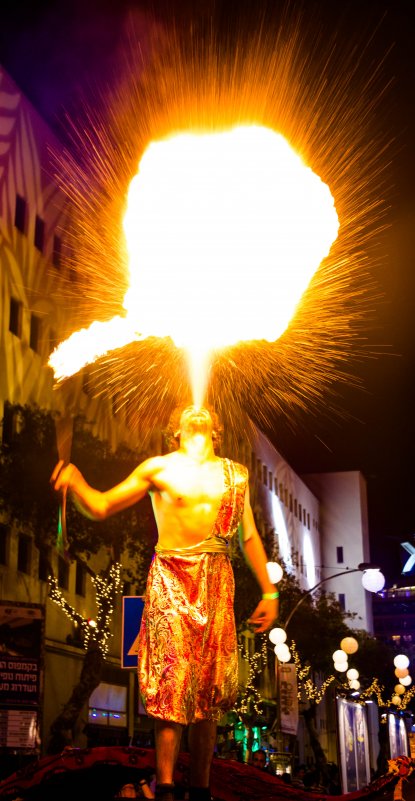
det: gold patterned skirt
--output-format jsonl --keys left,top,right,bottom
{"left": 138, "top": 551, "right": 238, "bottom": 724}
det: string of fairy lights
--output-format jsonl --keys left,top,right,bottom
{"left": 48, "top": 562, "right": 122, "bottom": 655}
{"left": 234, "top": 634, "right": 269, "bottom": 719}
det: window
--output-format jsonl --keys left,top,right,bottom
{"left": 9, "top": 298, "right": 23, "bottom": 337}
{"left": 303, "top": 508, "right": 307, "bottom": 525}
{"left": 289, "top": 493, "right": 293, "bottom": 513}
{"left": 298, "top": 503, "right": 302, "bottom": 521}
{"left": 17, "top": 535, "right": 31, "bottom": 574}
{"left": 52, "top": 234, "right": 62, "bottom": 268}
{"left": 307, "top": 512, "right": 310, "bottom": 530}
{"left": 274, "top": 477, "right": 278, "bottom": 496}
{"left": 58, "top": 555, "right": 69, "bottom": 590}
{"left": 30, "top": 314, "right": 42, "bottom": 353}
{"left": 256, "top": 459, "right": 262, "bottom": 477}
{"left": 2, "top": 402, "right": 17, "bottom": 445}
{"left": 88, "top": 682, "right": 127, "bottom": 728}
{"left": 268, "top": 472, "right": 273, "bottom": 490}
{"left": 336, "top": 546, "right": 344, "bottom": 564}
{"left": 294, "top": 498, "right": 298, "bottom": 516}
{"left": 338, "top": 593, "right": 346, "bottom": 611}
{"left": 76, "top": 560, "right": 86, "bottom": 596}
{"left": 14, "top": 194, "right": 27, "bottom": 233}
{"left": 279, "top": 482, "right": 284, "bottom": 501}
{"left": 0, "top": 525, "right": 9, "bottom": 565}
{"left": 34, "top": 215, "right": 45, "bottom": 252}
{"left": 262, "top": 465, "right": 268, "bottom": 486}
{"left": 38, "top": 548, "right": 50, "bottom": 582}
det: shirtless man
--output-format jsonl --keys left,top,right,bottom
{"left": 52, "top": 406, "right": 278, "bottom": 801}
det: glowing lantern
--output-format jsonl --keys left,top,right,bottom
{"left": 399, "top": 675, "right": 412, "bottom": 687}
{"left": 269, "top": 627, "right": 287, "bottom": 646}
{"left": 392, "top": 695, "right": 402, "bottom": 706}
{"left": 394, "top": 655, "right": 410, "bottom": 670}
{"left": 274, "top": 643, "right": 291, "bottom": 663}
{"left": 394, "top": 685, "right": 405, "bottom": 695}
{"left": 266, "top": 562, "right": 283, "bottom": 584}
{"left": 334, "top": 661, "right": 348, "bottom": 672}
{"left": 346, "top": 668, "right": 359, "bottom": 681}
{"left": 332, "top": 649, "right": 348, "bottom": 663}
{"left": 395, "top": 667, "right": 409, "bottom": 679}
{"left": 341, "top": 637, "right": 359, "bottom": 655}
{"left": 361, "top": 569, "right": 385, "bottom": 592}
{"left": 349, "top": 679, "right": 360, "bottom": 690}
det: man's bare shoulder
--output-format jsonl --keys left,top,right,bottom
{"left": 135, "top": 453, "right": 173, "bottom": 475}
{"left": 227, "top": 458, "right": 249, "bottom": 481}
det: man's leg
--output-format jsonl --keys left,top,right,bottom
{"left": 154, "top": 719, "right": 183, "bottom": 799}
{"left": 188, "top": 719, "right": 217, "bottom": 799}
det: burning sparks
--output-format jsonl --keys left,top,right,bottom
{"left": 49, "top": 9, "right": 391, "bottom": 433}
{"left": 50, "top": 125, "right": 339, "bottom": 405}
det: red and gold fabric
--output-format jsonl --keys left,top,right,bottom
{"left": 138, "top": 459, "right": 248, "bottom": 724}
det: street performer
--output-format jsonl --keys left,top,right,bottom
{"left": 51, "top": 406, "right": 279, "bottom": 801}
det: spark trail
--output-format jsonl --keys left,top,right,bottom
{"left": 50, "top": 6, "right": 391, "bottom": 436}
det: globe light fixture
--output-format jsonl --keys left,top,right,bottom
{"left": 394, "top": 684, "right": 405, "bottom": 695}
{"left": 394, "top": 654, "right": 410, "bottom": 670}
{"left": 349, "top": 679, "right": 360, "bottom": 690}
{"left": 332, "top": 649, "right": 348, "bottom": 663}
{"left": 347, "top": 668, "right": 359, "bottom": 681}
{"left": 274, "top": 642, "right": 291, "bottom": 663}
{"left": 266, "top": 561, "right": 283, "bottom": 584}
{"left": 395, "top": 667, "right": 409, "bottom": 679}
{"left": 361, "top": 569, "right": 385, "bottom": 593}
{"left": 341, "top": 637, "right": 359, "bottom": 655}
{"left": 269, "top": 627, "right": 287, "bottom": 646}
{"left": 392, "top": 695, "right": 402, "bottom": 706}
{"left": 399, "top": 674, "right": 412, "bottom": 687}
{"left": 334, "top": 661, "right": 348, "bottom": 672}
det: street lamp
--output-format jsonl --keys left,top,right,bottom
{"left": 282, "top": 562, "right": 385, "bottom": 629}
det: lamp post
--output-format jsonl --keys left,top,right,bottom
{"left": 283, "top": 562, "right": 385, "bottom": 629}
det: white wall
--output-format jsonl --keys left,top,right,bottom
{"left": 249, "top": 427, "right": 322, "bottom": 591}
{"left": 303, "top": 471, "right": 373, "bottom": 632}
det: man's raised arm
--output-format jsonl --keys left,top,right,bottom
{"left": 51, "top": 456, "right": 163, "bottom": 520}
{"left": 239, "top": 484, "right": 279, "bottom": 632}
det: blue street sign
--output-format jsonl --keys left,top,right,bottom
{"left": 121, "top": 596, "right": 145, "bottom": 668}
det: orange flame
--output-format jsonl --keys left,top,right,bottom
{"left": 50, "top": 125, "right": 339, "bottom": 405}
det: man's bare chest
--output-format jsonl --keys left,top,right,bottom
{"left": 157, "top": 458, "right": 225, "bottom": 508}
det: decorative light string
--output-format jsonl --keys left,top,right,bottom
{"left": 48, "top": 561, "right": 122, "bottom": 655}
{"left": 234, "top": 635, "right": 268, "bottom": 719}
{"left": 291, "top": 641, "right": 336, "bottom": 703}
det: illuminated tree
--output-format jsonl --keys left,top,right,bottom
{"left": 0, "top": 403, "right": 155, "bottom": 752}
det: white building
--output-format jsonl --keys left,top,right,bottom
{"left": 248, "top": 427, "right": 373, "bottom": 631}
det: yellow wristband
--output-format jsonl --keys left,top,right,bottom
{"left": 262, "top": 591, "right": 279, "bottom": 600}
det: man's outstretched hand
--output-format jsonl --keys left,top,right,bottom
{"left": 50, "top": 460, "right": 78, "bottom": 494}
{"left": 247, "top": 599, "right": 278, "bottom": 633}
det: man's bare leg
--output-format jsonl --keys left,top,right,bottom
{"left": 188, "top": 719, "right": 217, "bottom": 796}
{"left": 154, "top": 719, "right": 183, "bottom": 796}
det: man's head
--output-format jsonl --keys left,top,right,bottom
{"left": 164, "top": 405, "right": 223, "bottom": 452}
{"left": 179, "top": 406, "right": 213, "bottom": 438}
{"left": 251, "top": 749, "right": 267, "bottom": 770}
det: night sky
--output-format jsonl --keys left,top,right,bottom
{"left": 1, "top": 0, "right": 414, "bottom": 585}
